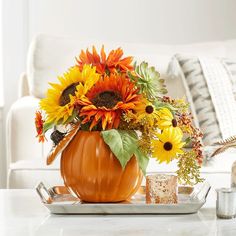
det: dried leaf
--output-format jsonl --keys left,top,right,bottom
{"left": 211, "top": 144, "right": 236, "bottom": 157}
{"left": 217, "top": 135, "right": 236, "bottom": 145}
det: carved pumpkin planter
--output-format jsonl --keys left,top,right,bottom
{"left": 61, "top": 131, "right": 143, "bottom": 203}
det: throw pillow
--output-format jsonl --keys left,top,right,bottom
{"left": 169, "top": 54, "right": 236, "bottom": 146}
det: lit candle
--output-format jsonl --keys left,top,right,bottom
{"left": 146, "top": 174, "right": 178, "bottom": 204}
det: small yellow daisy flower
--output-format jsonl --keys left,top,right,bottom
{"left": 157, "top": 107, "right": 178, "bottom": 130}
{"left": 152, "top": 127, "right": 185, "bottom": 163}
{"left": 134, "top": 99, "right": 158, "bottom": 126}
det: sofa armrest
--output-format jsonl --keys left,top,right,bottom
{"left": 18, "top": 73, "right": 30, "bottom": 98}
{"left": 6, "top": 96, "right": 52, "bottom": 166}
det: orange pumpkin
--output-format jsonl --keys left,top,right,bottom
{"left": 61, "top": 131, "right": 143, "bottom": 202}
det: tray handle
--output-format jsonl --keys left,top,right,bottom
{"left": 36, "top": 182, "right": 53, "bottom": 204}
{"left": 190, "top": 181, "right": 211, "bottom": 201}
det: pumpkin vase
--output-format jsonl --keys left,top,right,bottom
{"left": 60, "top": 131, "right": 143, "bottom": 202}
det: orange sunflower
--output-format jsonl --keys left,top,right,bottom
{"left": 76, "top": 46, "right": 133, "bottom": 75}
{"left": 35, "top": 111, "right": 46, "bottom": 143}
{"left": 78, "top": 74, "right": 141, "bottom": 130}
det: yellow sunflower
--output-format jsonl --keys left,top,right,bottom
{"left": 152, "top": 127, "right": 185, "bottom": 163}
{"left": 134, "top": 99, "right": 158, "bottom": 126}
{"left": 157, "top": 107, "right": 178, "bottom": 130}
{"left": 40, "top": 65, "right": 100, "bottom": 124}
{"left": 78, "top": 74, "right": 141, "bottom": 130}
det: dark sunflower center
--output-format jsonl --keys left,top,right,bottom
{"left": 92, "top": 91, "right": 122, "bottom": 109}
{"left": 59, "top": 82, "right": 80, "bottom": 106}
{"left": 172, "top": 119, "right": 177, "bottom": 127}
{"left": 163, "top": 142, "right": 173, "bottom": 151}
{"left": 145, "top": 105, "right": 154, "bottom": 114}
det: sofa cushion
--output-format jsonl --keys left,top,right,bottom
{"left": 9, "top": 158, "right": 60, "bottom": 170}
{"left": 6, "top": 96, "right": 53, "bottom": 163}
{"left": 27, "top": 34, "right": 230, "bottom": 99}
{"left": 9, "top": 147, "right": 236, "bottom": 174}
{"left": 8, "top": 148, "right": 236, "bottom": 188}
{"left": 8, "top": 169, "right": 63, "bottom": 189}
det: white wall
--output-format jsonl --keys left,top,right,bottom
{"left": 0, "top": 0, "right": 3, "bottom": 188}
{"left": 1, "top": 0, "right": 28, "bottom": 187}
{"left": 27, "top": 0, "right": 236, "bottom": 44}
{"left": 1, "top": 0, "right": 236, "bottom": 187}
{"left": 0, "top": 0, "right": 3, "bottom": 107}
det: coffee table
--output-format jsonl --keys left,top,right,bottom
{"left": 0, "top": 189, "right": 235, "bottom": 236}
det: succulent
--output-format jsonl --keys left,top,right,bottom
{"left": 128, "top": 61, "right": 167, "bottom": 100}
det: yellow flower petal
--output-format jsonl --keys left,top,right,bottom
{"left": 152, "top": 127, "right": 185, "bottom": 163}
{"left": 40, "top": 65, "right": 100, "bottom": 125}
{"left": 157, "top": 107, "right": 176, "bottom": 130}
{"left": 134, "top": 99, "right": 158, "bottom": 126}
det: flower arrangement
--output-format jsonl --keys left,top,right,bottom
{"left": 35, "top": 46, "right": 203, "bottom": 185}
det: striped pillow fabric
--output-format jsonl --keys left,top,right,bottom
{"left": 172, "top": 54, "right": 236, "bottom": 146}
{"left": 223, "top": 58, "right": 236, "bottom": 100}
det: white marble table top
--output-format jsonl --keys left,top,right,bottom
{"left": 0, "top": 189, "right": 236, "bottom": 236}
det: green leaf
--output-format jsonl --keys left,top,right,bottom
{"left": 101, "top": 129, "right": 150, "bottom": 174}
{"left": 134, "top": 149, "right": 149, "bottom": 175}
{"left": 184, "top": 137, "right": 192, "bottom": 145}
{"left": 127, "top": 71, "right": 137, "bottom": 81}
{"left": 43, "top": 122, "right": 54, "bottom": 133}
{"left": 64, "top": 109, "right": 78, "bottom": 124}
{"left": 154, "top": 100, "right": 177, "bottom": 112}
{"left": 101, "top": 129, "right": 138, "bottom": 169}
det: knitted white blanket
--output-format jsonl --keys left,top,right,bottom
{"left": 199, "top": 57, "right": 236, "bottom": 139}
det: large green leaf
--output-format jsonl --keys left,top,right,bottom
{"left": 101, "top": 129, "right": 149, "bottom": 175}
{"left": 134, "top": 149, "right": 149, "bottom": 175}
{"left": 101, "top": 130, "right": 138, "bottom": 169}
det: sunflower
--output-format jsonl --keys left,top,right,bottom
{"left": 79, "top": 74, "right": 141, "bottom": 130}
{"left": 35, "top": 111, "right": 46, "bottom": 142}
{"left": 157, "top": 107, "right": 178, "bottom": 130}
{"left": 152, "top": 127, "right": 185, "bottom": 163}
{"left": 134, "top": 99, "right": 159, "bottom": 126}
{"left": 76, "top": 46, "right": 133, "bottom": 75}
{"left": 40, "top": 65, "right": 100, "bottom": 124}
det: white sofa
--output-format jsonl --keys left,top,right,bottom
{"left": 6, "top": 34, "right": 236, "bottom": 189}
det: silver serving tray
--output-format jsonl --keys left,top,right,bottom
{"left": 36, "top": 181, "right": 211, "bottom": 215}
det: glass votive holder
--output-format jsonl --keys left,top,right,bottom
{"left": 146, "top": 174, "right": 178, "bottom": 204}
{"left": 216, "top": 188, "right": 236, "bottom": 219}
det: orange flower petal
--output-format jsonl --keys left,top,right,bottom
{"left": 79, "top": 73, "right": 141, "bottom": 130}
{"left": 101, "top": 45, "right": 106, "bottom": 63}
{"left": 77, "top": 46, "right": 133, "bottom": 75}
